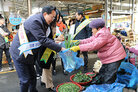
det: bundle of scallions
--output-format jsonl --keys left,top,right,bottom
{"left": 64, "top": 34, "right": 78, "bottom": 48}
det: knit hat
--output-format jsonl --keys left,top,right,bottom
{"left": 89, "top": 19, "right": 105, "bottom": 29}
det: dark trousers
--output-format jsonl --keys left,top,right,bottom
{"left": 93, "top": 59, "right": 124, "bottom": 84}
{"left": 35, "top": 60, "right": 42, "bottom": 76}
{"left": 0, "top": 48, "right": 13, "bottom": 69}
{"left": 52, "top": 58, "right": 65, "bottom": 71}
{"left": 52, "top": 58, "right": 56, "bottom": 70}
{"left": 61, "top": 59, "right": 64, "bottom": 70}
{"left": 12, "top": 57, "right": 38, "bottom": 92}
{"left": 77, "top": 51, "right": 88, "bottom": 69}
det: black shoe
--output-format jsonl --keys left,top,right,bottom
{"left": 41, "top": 81, "right": 45, "bottom": 87}
{"left": 52, "top": 70, "right": 56, "bottom": 75}
{"left": 83, "top": 67, "right": 88, "bottom": 73}
{"left": 48, "top": 87, "right": 56, "bottom": 92}
{"left": 63, "top": 70, "right": 68, "bottom": 75}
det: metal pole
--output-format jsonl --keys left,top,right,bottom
{"left": 27, "top": 0, "right": 32, "bottom": 16}
{"left": 135, "top": 0, "right": 138, "bottom": 34}
{"left": 0, "top": 0, "right": 5, "bottom": 17}
{"left": 110, "top": 0, "right": 113, "bottom": 33}
{"left": 67, "top": 4, "right": 70, "bottom": 15}
{"left": 131, "top": 0, "right": 135, "bottom": 31}
{"left": 105, "top": 0, "right": 108, "bottom": 28}
{"left": 119, "top": 0, "right": 122, "bottom": 10}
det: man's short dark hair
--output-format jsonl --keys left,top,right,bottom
{"left": 0, "top": 14, "right": 4, "bottom": 19}
{"left": 42, "top": 6, "right": 56, "bottom": 14}
{"left": 77, "top": 10, "right": 84, "bottom": 17}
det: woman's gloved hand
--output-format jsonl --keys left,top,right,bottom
{"left": 71, "top": 40, "right": 80, "bottom": 46}
{"left": 70, "top": 46, "right": 80, "bottom": 52}
{"left": 71, "top": 40, "right": 78, "bottom": 43}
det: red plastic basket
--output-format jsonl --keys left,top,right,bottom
{"left": 56, "top": 82, "right": 82, "bottom": 92}
{"left": 70, "top": 74, "right": 92, "bottom": 86}
{"left": 85, "top": 72, "right": 96, "bottom": 78}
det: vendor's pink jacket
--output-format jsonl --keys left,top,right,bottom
{"left": 79, "top": 27, "right": 126, "bottom": 64}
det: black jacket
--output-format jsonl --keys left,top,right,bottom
{"left": 0, "top": 25, "right": 11, "bottom": 49}
{"left": 9, "top": 13, "right": 62, "bottom": 65}
{"left": 74, "top": 17, "right": 92, "bottom": 40}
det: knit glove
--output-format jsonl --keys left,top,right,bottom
{"left": 93, "top": 60, "right": 102, "bottom": 73}
{"left": 70, "top": 46, "right": 80, "bottom": 52}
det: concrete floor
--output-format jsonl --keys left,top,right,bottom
{"left": 0, "top": 53, "right": 136, "bottom": 92}
{"left": 0, "top": 53, "right": 97, "bottom": 92}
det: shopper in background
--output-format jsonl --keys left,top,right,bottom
{"left": 70, "top": 19, "right": 126, "bottom": 84}
{"left": 126, "top": 45, "right": 138, "bottom": 56}
{"left": 57, "top": 15, "right": 69, "bottom": 75}
{"left": 0, "top": 14, "right": 14, "bottom": 72}
{"left": 52, "top": 9, "right": 68, "bottom": 75}
{"left": 68, "top": 18, "right": 76, "bottom": 39}
{"left": 51, "top": 9, "right": 62, "bottom": 75}
{"left": 73, "top": 10, "right": 92, "bottom": 72}
{"left": 9, "top": 6, "right": 65, "bottom": 92}
{"left": 56, "top": 15, "right": 67, "bottom": 36}
{"left": 113, "top": 29, "right": 122, "bottom": 41}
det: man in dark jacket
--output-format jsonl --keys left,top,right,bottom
{"left": 74, "top": 10, "right": 92, "bottom": 72}
{"left": 9, "top": 6, "right": 65, "bottom": 92}
{"left": 0, "top": 14, "right": 14, "bottom": 72}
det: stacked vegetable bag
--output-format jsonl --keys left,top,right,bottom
{"left": 59, "top": 34, "right": 84, "bottom": 73}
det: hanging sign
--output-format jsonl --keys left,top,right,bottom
{"left": 9, "top": 14, "right": 22, "bottom": 25}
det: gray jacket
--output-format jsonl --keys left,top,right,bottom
{"left": 0, "top": 25, "right": 11, "bottom": 49}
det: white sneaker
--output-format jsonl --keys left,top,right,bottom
{"left": 37, "top": 76, "right": 41, "bottom": 80}
{"left": 0, "top": 69, "right": 3, "bottom": 72}
{"left": 9, "top": 67, "right": 14, "bottom": 71}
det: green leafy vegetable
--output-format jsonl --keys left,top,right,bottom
{"left": 58, "top": 83, "right": 80, "bottom": 92}
{"left": 72, "top": 72, "right": 92, "bottom": 82}
{"left": 64, "top": 34, "right": 78, "bottom": 48}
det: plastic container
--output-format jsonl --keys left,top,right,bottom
{"left": 56, "top": 82, "right": 82, "bottom": 92}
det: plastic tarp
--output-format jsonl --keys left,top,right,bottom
{"left": 115, "top": 61, "right": 138, "bottom": 89}
{"left": 83, "top": 83, "right": 125, "bottom": 92}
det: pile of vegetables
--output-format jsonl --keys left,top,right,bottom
{"left": 58, "top": 83, "right": 80, "bottom": 92}
{"left": 64, "top": 34, "right": 78, "bottom": 48}
{"left": 72, "top": 72, "right": 92, "bottom": 83}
